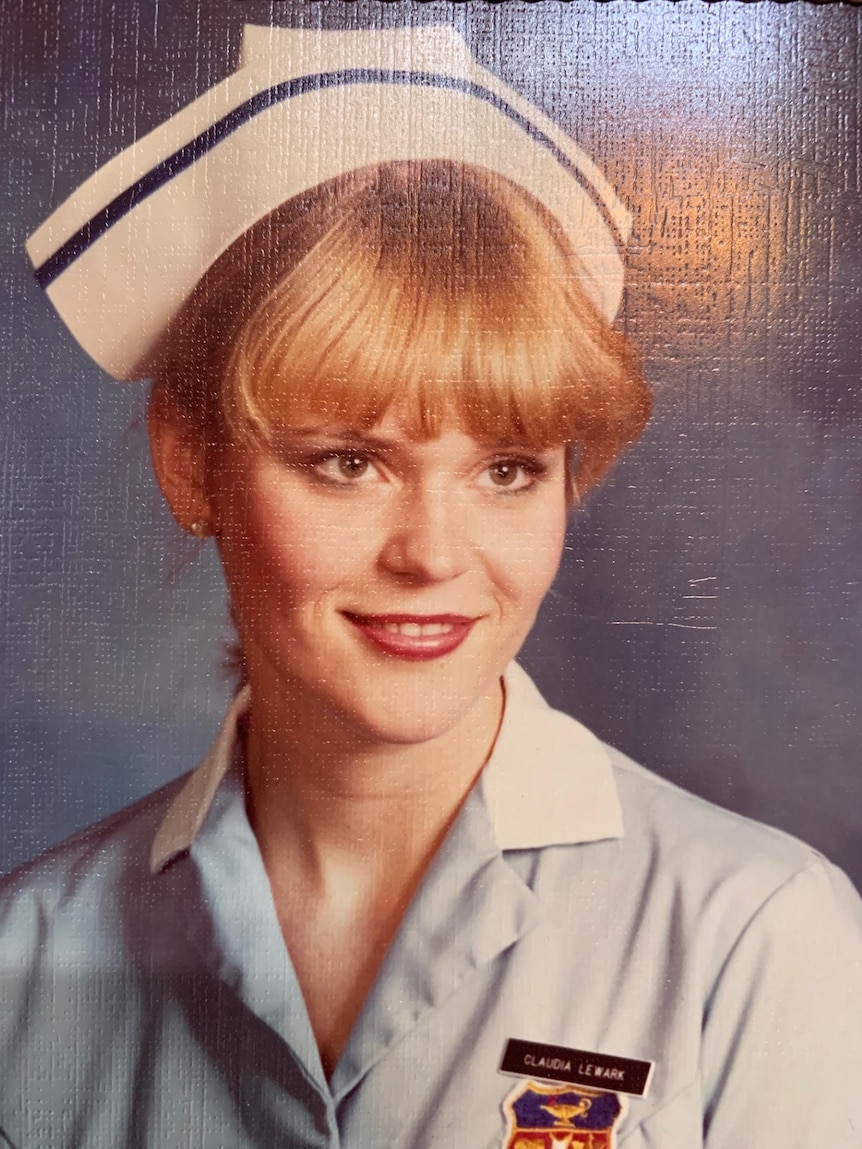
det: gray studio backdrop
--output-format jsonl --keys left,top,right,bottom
{"left": 2, "top": 2, "right": 861, "bottom": 887}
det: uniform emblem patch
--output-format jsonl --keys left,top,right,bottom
{"left": 502, "top": 1079, "right": 625, "bottom": 1148}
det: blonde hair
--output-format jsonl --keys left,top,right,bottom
{"left": 153, "top": 160, "right": 650, "bottom": 493}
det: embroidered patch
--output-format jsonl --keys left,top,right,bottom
{"left": 501, "top": 1078, "right": 626, "bottom": 1148}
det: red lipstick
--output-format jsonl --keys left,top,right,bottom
{"left": 344, "top": 613, "right": 476, "bottom": 661}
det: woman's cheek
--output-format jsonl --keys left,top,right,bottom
{"left": 484, "top": 501, "right": 567, "bottom": 606}
{"left": 248, "top": 498, "right": 381, "bottom": 607}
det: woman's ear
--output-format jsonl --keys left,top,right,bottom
{"left": 148, "top": 392, "right": 213, "bottom": 537}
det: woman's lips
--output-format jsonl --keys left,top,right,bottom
{"left": 344, "top": 613, "right": 477, "bottom": 661}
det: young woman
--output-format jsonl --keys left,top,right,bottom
{"left": 2, "top": 24, "right": 861, "bottom": 1149}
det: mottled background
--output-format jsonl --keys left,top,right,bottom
{"left": 1, "top": 2, "right": 860, "bottom": 887}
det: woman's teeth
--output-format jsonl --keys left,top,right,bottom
{"left": 380, "top": 621, "right": 454, "bottom": 636}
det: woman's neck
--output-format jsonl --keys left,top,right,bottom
{"left": 239, "top": 671, "right": 504, "bottom": 1078}
{"left": 242, "top": 672, "right": 504, "bottom": 890}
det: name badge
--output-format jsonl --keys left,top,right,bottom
{"left": 499, "top": 1038, "right": 654, "bottom": 1098}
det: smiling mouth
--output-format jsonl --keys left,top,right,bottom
{"left": 343, "top": 613, "right": 477, "bottom": 660}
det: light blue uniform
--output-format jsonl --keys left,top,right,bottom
{"left": 1, "top": 664, "right": 861, "bottom": 1147}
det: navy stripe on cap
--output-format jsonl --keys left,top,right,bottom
{"left": 35, "top": 68, "right": 616, "bottom": 290}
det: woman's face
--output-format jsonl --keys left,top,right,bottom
{"left": 206, "top": 403, "right": 568, "bottom": 747}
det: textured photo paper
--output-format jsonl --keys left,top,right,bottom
{"left": 1, "top": 3, "right": 860, "bottom": 1144}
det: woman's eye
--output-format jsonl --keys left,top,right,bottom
{"left": 313, "top": 451, "right": 377, "bottom": 484}
{"left": 480, "top": 459, "right": 537, "bottom": 492}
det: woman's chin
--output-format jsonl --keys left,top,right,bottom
{"left": 338, "top": 686, "right": 494, "bottom": 750}
{"left": 248, "top": 632, "right": 509, "bottom": 753}
{"left": 292, "top": 656, "right": 503, "bottom": 752}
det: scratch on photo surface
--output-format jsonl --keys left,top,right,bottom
{"left": 609, "top": 620, "right": 718, "bottom": 630}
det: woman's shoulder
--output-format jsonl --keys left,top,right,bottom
{"left": 504, "top": 665, "right": 858, "bottom": 918}
{"left": 0, "top": 775, "right": 203, "bottom": 1135}
{"left": 592, "top": 743, "right": 862, "bottom": 1141}
{"left": 607, "top": 740, "right": 818, "bottom": 859}
{"left": 600, "top": 738, "right": 861, "bottom": 932}
{"left": 0, "top": 773, "right": 190, "bottom": 962}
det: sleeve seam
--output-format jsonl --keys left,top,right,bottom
{"left": 704, "top": 855, "right": 832, "bottom": 1026}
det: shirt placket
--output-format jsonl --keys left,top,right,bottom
{"left": 329, "top": 784, "right": 545, "bottom": 1145}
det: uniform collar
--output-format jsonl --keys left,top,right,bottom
{"left": 149, "top": 663, "right": 623, "bottom": 874}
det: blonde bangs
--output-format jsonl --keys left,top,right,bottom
{"left": 225, "top": 282, "right": 584, "bottom": 450}
{"left": 155, "top": 161, "right": 650, "bottom": 492}
{"left": 223, "top": 173, "right": 638, "bottom": 464}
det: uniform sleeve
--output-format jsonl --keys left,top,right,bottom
{"left": 701, "top": 858, "right": 862, "bottom": 1146}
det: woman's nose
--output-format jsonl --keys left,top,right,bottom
{"left": 378, "top": 482, "right": 471, "bottom": 583}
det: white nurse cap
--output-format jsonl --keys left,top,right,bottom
{"left": 27, "top": 24, "right": 631, "bottom": 381}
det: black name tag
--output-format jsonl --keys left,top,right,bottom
{"left": 499, "top": 1038, "right": 654, "bottom": 1098}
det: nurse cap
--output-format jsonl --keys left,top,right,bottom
{"left": 27, "top": 23, "right": 631, "bottom": 381}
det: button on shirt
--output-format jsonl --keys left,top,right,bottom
{"left": 1, "top": 664, "right": 861, "bottom": 1148}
